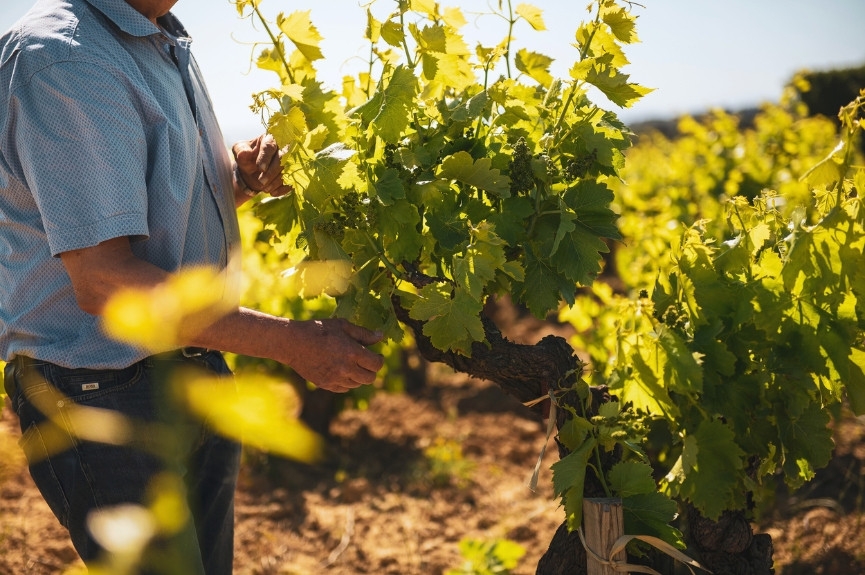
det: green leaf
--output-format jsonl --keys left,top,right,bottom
{"left": 779, "top": 402, "right": 834, "bottom": 489}
{"left": 253, "top": 195, "right": 300, "bottom": 235}
{"left": 679, "top": 420, "right": 746, "bottom": 519}
{"left": 619, "top": 344, "right": 677, "bottom": 416}
{"left": 380, "top": 20, "right": 405, "bottom": 48}
{"left": 656, "top": 327, "right": 704, "bottom": 394}
{"left": 277, "top": 11, "right": 324, "bottom": 62}
{"left": 488, "top": 196, "right": 534, "bottom": 245}
{"left": 846, "top": 348, "right": 865, "bottom": 415}
{"left": 303, "top": 143, "right": 357, "bottom": 210}
{"left": 623, "top": 493, "right": 685, "bottom": 549}
{"left": 409, "top": 283, "right": 485, "bottom": 355}
{"left": 371, "top": 168, "right": 406, "bottom": 206}
{"left": 519, "top": 248, "right": 566, "bottom": 318}
{"left": 551, "top": 438, "right": 597, "bottom": 531}
{"left": 413, "top": 22, "right": 448, "bottom": 53}
{"left": 563, "top": 179, "right": 622, "bottom": 241}
{"left": 549, "top": 209, "right": 576, "bottom": 258}
{"left": 601, "top": 5, "right": 639, "bottom": 43}
{"left": 448, "top": 91, "right": 489, "bottom": 123}
{"left": 515, "top": 49, "right": 554, "bottom": 87}
{"left": 369, "top": 66, "right": 419, "bottom": 143}
{"left": 584, "top": 56, "right": 653, "bottom": 108}
{"left": 608, "top": 461, "right": 656, "bottom": 497}
{"left": 454, "top": 223, "right": 507, "bottom": 300}
{"left": 268, "top": 107, "right": 307, "bottom": 149}
{"left": 378, "top": 199, "right": 423, "bottom": 264}
{"left": 427, "top": 211, "right": 470, "bottom": 252}
{"left": 558, "top": 416, "right": 595, "bottom": 451}
{"left": 550, "top": 224, "right": 610, "bottom": 286}
{"left": 516, "top": 3, "right": 546, "bottom": 31}
{"left": 438, "top": 151, "right": 511, "bottom": 197}
{"left": 801, "top": 140, "right": 843, "bottom": 188}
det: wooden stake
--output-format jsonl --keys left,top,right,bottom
{"left": 583, "top": 497, "right": 625, "bottom": 575}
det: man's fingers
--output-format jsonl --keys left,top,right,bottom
{"left": 357, "top": 345, "right": 385, "bottom": 373}
{"left": 342, "top": 322, "right": 384, "bottom": 346}
{"left": 255, "top": 134, "right": 279, "bottom": 172}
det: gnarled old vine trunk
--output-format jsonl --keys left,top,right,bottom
{"left": 394, "top": 297, "right": 775, "bottom": 575}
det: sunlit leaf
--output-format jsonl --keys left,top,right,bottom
{"left": 102, "top": 266, "right": 235, "bottom": 353}
{"left": 516, "top": 4, "right": 546, "bottom": 31}
{"left": 181, "top": 370, "right": 325, "bottom": 463}
{"left": 277, "top": 10, "right": 324, "bottom": 62}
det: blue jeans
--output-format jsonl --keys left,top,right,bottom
{"left": 4, "top": 349, "right": 241, "bottom": 575}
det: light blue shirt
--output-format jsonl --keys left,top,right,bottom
{"left": 0, "top": 0, "right": 241, "bottom": 368}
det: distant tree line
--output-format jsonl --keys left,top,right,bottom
{"left": 631, "top": 63, "right": 865, "bottom": 141}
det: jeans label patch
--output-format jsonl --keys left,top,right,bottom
{"left": 81, "top": 383, "right": 99, "bottom": 391}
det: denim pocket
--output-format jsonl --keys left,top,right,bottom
{"left": 40, "top": 362, "right": 145, "bottom": 407}
{"left": 18, "top": 421, "right": 71, "bottom": 528}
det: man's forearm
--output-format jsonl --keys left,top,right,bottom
{"left": 59, "top": 236, "right": 384, "bottom": 391}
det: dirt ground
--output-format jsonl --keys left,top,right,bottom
{"left": 1, "top": 312, "right": 864, "bottom": 574}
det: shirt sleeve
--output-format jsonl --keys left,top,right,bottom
{"left": 9, "top": 59, "right": 150, "bottom": 256}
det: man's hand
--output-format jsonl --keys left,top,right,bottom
{"left": 279, "top": 318, "right": 385, "bottom": 393}
{"left": 232, "top": 134, "right": 294, "bottom": 203}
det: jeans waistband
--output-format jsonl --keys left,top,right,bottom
{"left": 12, "top": 347, "right": 220, "bottom": 371}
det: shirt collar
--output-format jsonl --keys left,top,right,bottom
{"left": 83, "top": 0, "right": 189, "bottom": 39}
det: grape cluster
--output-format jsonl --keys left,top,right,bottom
{"left": 383, "top": 143, "right": 399, "bottom": 169}
{"left": 657, "top": 304, "right": 688, "bottom": 330}
{"left": 564, "top": 149, "right": 598, "bottom": 181}
{"left": 313, "top": 220, "right": 346, "bottom": 240}
{"left": 509, "top": 137, "right": 534, "bottom": 195}
{"left": 535, "top": 152, "right": 558, "bottom": 179}
{"left": 313, "top": 191, "right": 379, "bottom": 240}
{"left": 385, "top": 143, "right": 422, "bottom": 186}
{"left": 341, "top": 191, "right": 378, "bottom": 228}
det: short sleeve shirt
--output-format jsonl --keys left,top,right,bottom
{"left": 0, "top": 0, "right": 242, "bottom": 368}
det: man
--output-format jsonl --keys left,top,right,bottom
{"left": 0, "top": 0, "right": 384, "bottom": 572}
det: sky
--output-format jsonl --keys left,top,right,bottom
{"left": 1, "top": 0, "right": 864, "bottom": 145}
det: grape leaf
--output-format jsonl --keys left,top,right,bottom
{"left": 448, "top": 91, "right": 489, "bottom": 123}
{"left": 846, "top": 348, "right": 865, "bottom": 416}
{"left": 515, "top": 3, "right": 546, "bottom": 31}
{"left": 622, "top": 345, "right": 677, "bottom": 416}
{"left": 600, "top": 5, "right": 638, "bottom": 43}
{"left": 359, "top": 65, "right": 418, "bottom": 143}
{"left": 779, "top": 402, "right": 834, "bottom": 489}
{"left": 564, "top": 179, "right": 622, "bottom": 240}
{"left": 488, "top": 196, "right": 534, "bottom": 245}
{"left": 438, "top": 151, "right": 511, "bottom": 197}
{"left": 378, "top": 199, "right": 423, "bottom": 264}
{"left": 380, "top": 20, "right": 405, "bottom": 48}
{"left": 453, "top": 223, "right": 506, "bottom": 300}
{"left": 622, "top": 493, "right": 685, "bottom": 549}
{"left": 515, "top": 49, "right": 554, "bottom": 87}
{"left": 303, "top": 144, "right": 357, "bottom": 209}
{"left": 656, "top": 327, "right": 703, "bottom": 394}
{"left": 585, "top": 56, "right": 653, "bottom": 109}
{"left": 608, "top": 461, "right": 656, "bottom": 497}
{"left": 551, "top": 438, "right": 597, "bottom": 531}
{"left": 277, "top": 11, "right": 324, "bottom": 62}
{"left": 679, "top": 420, "right": 746, "bottom": 519}
{"left": 371, "top": 168, "right": 406, "bottom": 206}
{"left": 519, "top": 248, "right": 567, "bottom": 318}
{"left": 409, "top": 283, "right": 485, "bottom": 356}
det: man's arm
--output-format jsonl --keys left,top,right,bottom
{"left": 59, "top": 237, "right": 384, "bottom": 393}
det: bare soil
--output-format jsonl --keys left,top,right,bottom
{"left": 1, "top": 313, "right": 864, "bottom": 574}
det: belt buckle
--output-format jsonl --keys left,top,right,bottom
{"left": 181, "top": 347, "right": 208, "bottom": 358}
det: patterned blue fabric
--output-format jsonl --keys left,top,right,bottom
{"left": 0, "top": 0, "right": 241, "bottom": 369}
